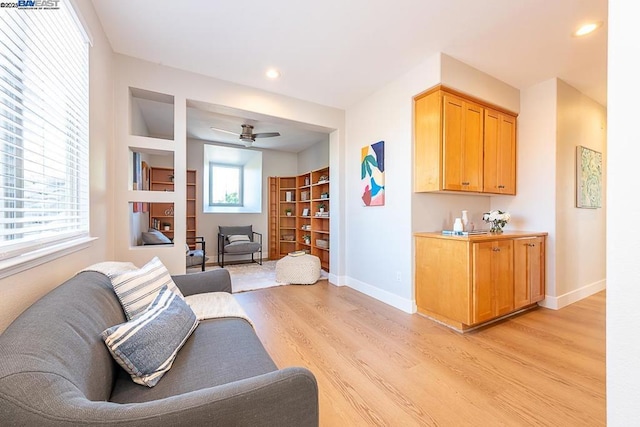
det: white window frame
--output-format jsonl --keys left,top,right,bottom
{"left": 0, "top": 1, "right": 93, "bottom": 278}
{"left": 208, "top": 163, "right": 244, "bottom": 207}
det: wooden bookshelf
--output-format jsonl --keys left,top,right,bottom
{"left": 149, "top": 167, "right": 197, "bottom": 249}
{"left": 268, "top": 166, "right": 329, "bottom": 270}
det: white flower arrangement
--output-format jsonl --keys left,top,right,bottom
{"left": 483, "top": 210, "right": 511, "bottom": 232}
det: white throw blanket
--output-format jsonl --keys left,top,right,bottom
{"left": 184, "top": 292, "right": 254, "bottom": 328}
{"left": 78, "top": 261, "right": 254, "bottom": 327}
{"left": 78, "top": 261, "right": 138, "bottom": 278}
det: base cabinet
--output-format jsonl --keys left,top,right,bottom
{"left": 415, "top": 231, "right": 546, "bottom": 331}
{"left": 472, "top": 240, "right": 514, "bottom": 324}
{"left": 514, "top": 236, "right": 545, "bottom": 310}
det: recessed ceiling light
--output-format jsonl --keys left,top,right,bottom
{"left": 574, "top": 21, "right": 602, "bottom": 37}
{"left": 266, "top": 68, "right": 280, "bottom": 79}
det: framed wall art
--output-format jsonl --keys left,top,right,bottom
{"left": 576, "top": 145, "right": 602, "bottom": 209}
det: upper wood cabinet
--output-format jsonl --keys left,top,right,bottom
{"left": 483, "top": 109, "right": 516, "bottom": 194}
{"left": 414, "top": 85, "right": 517, "bottom": 194}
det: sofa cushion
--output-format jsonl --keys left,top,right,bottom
{"left": 111, "top": 256, "right": 184, "bottom": 320}
{"left": 102, "top": 286, "right": 199, "bottom": 387}
{"left": 224, "top": 241, "right": 262, "bottom": 254}
{"left": 219, "top": 225, "right": 252, "bottom": 241}
{"left": 110, "top": 317, "right": 277, "bottom": 403}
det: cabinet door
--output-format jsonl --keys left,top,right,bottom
{"left": 472, "top": 240, "right": 514, "bottom": 324}
{"left": 514, "top": 237, "right": 545, "bottom": 308}
{"left": 484, "top": 109, "right": 516, "bottom": 195}
{"left": 472, "top": 241, "right": 494, "bottom": 323}
{"left": 442, "top": 94, "right": 484, "bottom": 192}
{"left": 493, "top": 240, "right": 514, "bottom": 316}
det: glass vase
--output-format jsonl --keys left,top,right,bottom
{"left": 489, "top": 222, "right": 503, "bottom": 233}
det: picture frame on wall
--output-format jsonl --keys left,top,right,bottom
{"left": 576, "top": 145, "right": 602, "bottom": 209}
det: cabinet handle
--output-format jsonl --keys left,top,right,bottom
{"left": 498, "top": 185, "right": 505, "bottom": 189}
{"left": 492, "top": 247, "right": 501, "bottom": 252}
{"left": 461, "top": 181, "right": 470, "bottom": 186}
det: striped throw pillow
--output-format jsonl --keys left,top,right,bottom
{"left": 111, "top": 256, "right": 184, "bottom": 320}
{"left": 227, "top": 234, "right": 250, "bottom": 243}
{"left": 101, "top": 286, "right": 199, "bottom": 387}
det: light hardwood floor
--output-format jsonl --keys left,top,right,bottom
{"left": 234, "top": 282, "right": 605, "bottom": 426}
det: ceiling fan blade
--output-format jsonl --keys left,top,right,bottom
{"left": 252, "top": 132, "right": 281, "bottom": 138}
{"left": 210, "top": 126, "right": 240, "bottom": 136}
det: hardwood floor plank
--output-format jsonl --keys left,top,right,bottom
{"left": 234, "top": 283, "right": 605, "bottom": 426}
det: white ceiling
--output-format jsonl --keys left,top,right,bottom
{"left": 94, "top": 0, "right": 607, "bottom": 149}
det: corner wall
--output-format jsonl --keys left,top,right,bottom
{"left": 0, "top": 1, "right": 114, "bottom": 332}
{"left": 555, "top": 79, "right": 607, "bottom": 305}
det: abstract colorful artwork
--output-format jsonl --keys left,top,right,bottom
{"left": 576, "top": 145, "right": 602, "bottom": 209}
{"left": 361, "top": 140, "right": 385, "bottom": 206}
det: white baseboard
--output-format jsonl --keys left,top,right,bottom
{"left": 327, "top": 273, "right": 346, "bottom": 286}
{"left": 343, "top": 276, "right": 415, "bottom": 314}
{"left": 538, "top": 279, "right": 606, "bottom": 310}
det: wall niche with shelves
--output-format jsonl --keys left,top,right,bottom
{"left": 268, "top": 166, "right": 330, "bottom": 271}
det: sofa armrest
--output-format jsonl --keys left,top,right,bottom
{"left": 172, "top": 269, "right": 231, "bottom": 296}
{"left": 0, "top": 367, "right": 318, "bottom": 426}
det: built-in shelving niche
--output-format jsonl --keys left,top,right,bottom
{"left": 130, "top": 87, "right": 175, "bottom": 140}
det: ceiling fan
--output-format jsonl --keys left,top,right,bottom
{"left": 210, "top": 124, "right": 281, "bottom": 147}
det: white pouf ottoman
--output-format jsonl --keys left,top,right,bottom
{"left": 275, "top": 254, "right": 321, "bottom": 285}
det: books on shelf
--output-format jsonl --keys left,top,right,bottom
{"left": 315, "top": 211, "right": 329, "bottom": 217}
{"left": 288, "top": 250, "right": 307, "bottom": 257}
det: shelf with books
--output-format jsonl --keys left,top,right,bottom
{"left": 268, "top": 166, "right": 329, "bottom": 270}
{"left": 149, "top": 167, "right": 197, "bottom": 248}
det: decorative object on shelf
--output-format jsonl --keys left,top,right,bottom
{"left": 361, "top": 140, "right": 385, "bottom": 206}
{"left": 320, "top": 192, "right": 329, "bottom": 199}
{"left": 168, "top": 174, "right": 174, "bottom": 183}
{"left": 305, "top": 176, "right": 310, "bottom": 186}
{"left": 285, "top": 191, "right": 293, "bottom": 202}
{"left": 164, "top": 206, "right": 174, "bottom": 216}
{"left": 318, "top": 203, "right": 325, "bottom": 213}
{"left": 162, "top": 222, "right": 171, "bottom": 231}
{"left": 301, "top": 191, "right": 309, "bottom": 201}
{"left": 482, "top": 210, "right": 511, "bottom": 233}
{"left": 576, "top": 145, "right": 602, "bottom": 209}
{"left": 453, "top": 218, "right": 464, "bottom": 233}
{"left": 316, "top": 239, "right": 329, "bottom": 249}
{"left": 461, "top": 210, "right": 469, "bottom": 231}
{"left": 285, "top": 208, "right": 292, "bottom": 216}
{"left": 302, "top": 234, "right": 311, "bottom": 245}
{"left": 302, "top": 208, "right": 309, "bottom": 217}
{"left": 317, "top": 175, "right": 328, "bottom": 184}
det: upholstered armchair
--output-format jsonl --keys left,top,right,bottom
{"left": 217, "top": 225, "right": 262, "bottom": 268}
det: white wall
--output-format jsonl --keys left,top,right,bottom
{"left": 112, "top": 54, "right": 345, "bottom": 274}
{"left": 555, "top": 80, "right": 607, "bottom": 302}
{"left": 0, "top": 1, "right": 114, "bottom": 332}
{"left": 298, "top": 140, "right": 330, "bottom": 174}
{"left": 187, "top": 138, "right": 298, "bottom": 259}
{"left": 607, "top": 1, "right": 640, "bottom": 423}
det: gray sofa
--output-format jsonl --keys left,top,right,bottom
{"left": 0, "top": 269, "right": 318, "bottom": 426}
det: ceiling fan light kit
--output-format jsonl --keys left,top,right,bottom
{"left": 210, "top": 123, "right": 281, "bottom": 147}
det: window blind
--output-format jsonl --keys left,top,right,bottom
{"left": 0, "top": 3, "right": 89, "bottom": 262}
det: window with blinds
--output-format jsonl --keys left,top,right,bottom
{"left": 0, "top": 3, "right": 89, "bottom": 264}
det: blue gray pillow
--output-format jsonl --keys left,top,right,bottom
{"left": 101, "top": 286, "right": 198, "bottom": 387}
